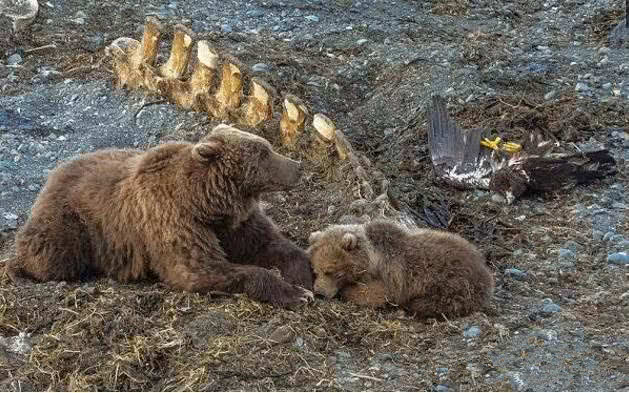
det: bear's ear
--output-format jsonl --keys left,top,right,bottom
{"left": 308, "top": 231, "right": 323, "bottom": 245}
{"left": 192, "top": 140, "right": 223, "bottom": 162}
{"left": 342, "top": 233, "right": 358, "bottom": 251}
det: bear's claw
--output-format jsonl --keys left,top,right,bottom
{"left": 299, "top": 288, "right": 315, "bottom": 303}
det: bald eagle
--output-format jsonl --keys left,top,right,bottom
{"left": 427, "top": 95, "right": 617, "bottom": 204}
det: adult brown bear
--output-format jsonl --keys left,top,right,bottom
{"left": 9, "top": 124, "right": 314, "bottom": 307}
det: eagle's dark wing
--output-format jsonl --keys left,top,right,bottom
{"left": 523, "top": 149, "right": 617, "bottom": 192}
{"left": 428, "top": 95, "right": 493, "bottom": 189}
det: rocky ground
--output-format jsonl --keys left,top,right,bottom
{"left": 1, "top": 0, "right": 628, "bottom": 391}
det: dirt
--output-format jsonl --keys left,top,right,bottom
{"left": 1, "top": 0, "right": 628, "bottom": 391}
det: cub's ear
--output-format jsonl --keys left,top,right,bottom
{"left": 308, "top": 231, "right": 323, "bottom": 245}
{"left": 192, "top": 140, "right": 223, "bottom": 162}
{"left": 342, "top": 233, "right": 358, "bottom": 251}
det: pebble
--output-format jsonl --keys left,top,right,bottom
{"left": 592, "top": 229, "right": 604, "bottom": 241}
{"left": 84, "top": 34, "right": 105, "bottom": 52}
{"left": 575, "top": 82, "right": 589, "bottom": 92}
{"left": 563, "top": 240, "right": 581, "bottom": 253}
{"left": 541, "top": 298, "right": 561, "bottom": 315}
{"left": 491, "top": 193, "right": 506, "bottom": 203}
{"left": 252, "top": 63, "right": 270, "bottom": 73}
{"left": 221, "top": 24, "right": 233, "bottom": 33}
{"left": 356, "top": 38, "right": 368, "bottom": 46}
{"left": 598, "top": 46, "right": 610, "bottom": 55}
{"left": 505, "top": 268, "right": 527, "bottom": 281}
{"left": 7, "top": 54, "right": 23, "bottom": 65}
{"left": 436, "top": 384, "right": 450, "bottom": 392}
{"left": 3, "top": 213, "right": 18, "bottom": 220}
{"left": 544, "top": 89, "right": 557, "bottom": 100}
{"left": 436, "top": 367, "right": 449, "bottom": 376}
{"left": 305, "top": 15, "right": 320, "bottom": 22}
{"left": 464, "top": 326, "right": 481, "bottom": 338}
{"left": 609, "top": 234, "right": 625, "bottom": 244}
{"left": 268, "top": 326, "right": 295, "bottom": 344}
{"left": 558, "top": 248, "right": 576, "bottom": 261}
{"left": 603, "top": 231, "right": 617, "bottom": 242}
{"left": 607, "top": 252, "right": 628, "bottom": 265}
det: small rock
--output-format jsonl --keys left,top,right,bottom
{"left": 252, "top": 63, "right": 270, "bottom": 73}
{"left": 609, "top": 234, "right": 625, "bottom": 244}
{"left": 463, "top": 326, "right": 481, "bottom": 338}
{"left": 575, "top": 82, "right": 590, "bottom": 92}
{"left": 505, "top": 268, "right": 527, "bottom": 281}
{"left": 603, "top": 231, "right": 617, "bottom": 242}
{"left": 563, "top": 240, "right": 581, "bottom": 253}
{"left": 436, "top": 367, "right": 449, "bottom": 376}
{"left": 3, "top": 213, "right": 18, "bottom": 220}
{"left": 75, "top": 10, "right": 87, "bottom": 18}
{"left": 592, "top": 229, "right": 604, "bottom": 241}
{"left": 7, "top": 54, "right": 22, "bottom": 65}
{"left": 598, "top": 46, "right": 610, "bottom": 55}
{"left": 541, "top": 299, "right": 561, "bottom": 315}
{"left": 544, "top": 89, "right": 557, "bottom": 100}
{"left": 294, "top": 336, "right": 304, "bottom": 348}
{"left": 221, "top": 24, "right": 232, "bottom": 33}
{"left": 607, "top": 252, "right": 629, "bottom": 265}
{"left": 268, "top": 326, "right": 295, "bottom": 344}
{"left": 305, "top": 15, "right": 319, "bottom": 22}
{"left": 356, "top": 38, "right": 368, "bottom": 46}
{"left": 558, "top": 248, "right": 576, "bottom": 261}
{"left": 602, "top": 82, "right": 612, "bottom": 89}
{"left": 491, "top": 193, "right": 506, "bottom": 203}
{"left": 84, "top": 34, "right": 105, "bottom": 52}
{"left": 435, "top": 384, "right": 450, "bottom": 392}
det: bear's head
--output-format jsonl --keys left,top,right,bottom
{"left": 307, "top": 224, "right": 369, "bottom": 298}
{"left": 190, "top": 124, "right": 303, "bottom": 197}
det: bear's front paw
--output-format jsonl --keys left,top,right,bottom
{"left": 247, "top": 269, "right": 314, "bottom": 308}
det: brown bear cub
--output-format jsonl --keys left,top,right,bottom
{"left": 307, "top": 220, "right": 494, "bottom": 319}
{"left": 10, "top": 124, "right": 314, "bottom": 307}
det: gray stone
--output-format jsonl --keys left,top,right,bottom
{"left": 505, "top": 268, "right": 527, "bottom": 281}
{"left": 575, "top": 82, "right": 590, "bottom": 92}
{"left": 436, "top": 384, "right": 450, "bottom": 392}
{"left": 592, "top": 229, "right": 604, "bottom": 241}
{"left": 84, "top": 34, "right": 105, "bottom": 52}
{"left": 559, "top": 248, "right": 576, "bottom": 261}
{"left": 603, "top": 231, "right": 617, "bottom": 242}
{"left": 304, "top": 15, "right": 319, "bottom": 22}
{"left": 436, "top": 367, "right": 449, "bottom": 376}
{"left": 221, "top": 24, "right": 233, "bottom": 33}
{"left": 607, "top": 252, "right": 628, "bottom": 265}
{"left": 541, "top": 300, "right": 561, "bottom": 315}
{"left": 563, "top": 240, "right": 581, "bottom": 253}
{"left": 544, "top": 89, "right": 557, "bottom": 100}
{"left": 7, "top": 54, "right": 22, "bottom": 66}
{"left": 609, "top": 234, "right": 625, "bottom": 244}
{"left": 356, "top": 38, "right": 368, "bottom": 46}
{"left": 464, "top": 326, "right": 481, "bottom": 338}
{"left": 491, "top": 193, "right": 506, "bottom": 203}
{"left": 252, "top": 63, "right": 270, "bottom": 73}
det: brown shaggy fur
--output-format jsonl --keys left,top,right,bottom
{"left": 307, "top": 220, "right": 494, "bottom": 319}
{"left": 9, "top": 124, "right": 314, "bottom": 307}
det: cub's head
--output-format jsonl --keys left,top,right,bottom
{"left": 307, "top": 224, "right": 369, "bottom": 299}
{"left": 193, "top": 124, "right": 303, "bottom": 196}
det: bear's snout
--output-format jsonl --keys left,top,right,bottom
{"left": 265, "top": 153, "right": 303, "bottom": 191}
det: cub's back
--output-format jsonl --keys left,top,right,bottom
{"left": 406, "top": 228, "right": 492, "bottom": 286}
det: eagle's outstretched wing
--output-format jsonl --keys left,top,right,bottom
{"left": 427, "top": 95, "right": 494, "bottom": 190}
